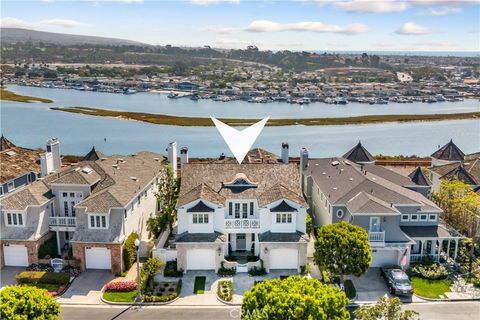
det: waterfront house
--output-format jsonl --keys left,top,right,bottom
{"left": 0, "top": 136, "right": 42, "bottom": 198}
{"left": 174, "top": 144, "right": 309, "bottom": 273}
{"left": 0, "top": 147, "right": 167, "bottom": 273}
{"left": 429, "top": 140, "right": 479, "bottom": 192}
{"left": 301, "top": 143, "right": 463, "bottom": 267}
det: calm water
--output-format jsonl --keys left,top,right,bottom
{"left": 1, "top": 85, "right": 479, "bottom": 158}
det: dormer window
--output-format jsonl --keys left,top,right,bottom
{"left": 5, "top": 212, "right": 25, "bottom": 227}
{"left": 223, "top": 173, "right": 258, "bottom": 189}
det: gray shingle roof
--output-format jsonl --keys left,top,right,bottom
{"left": 431, "top": 140, "right": 465, "bottom": 161}
{"left": 178, "top": 163, "right": 305, "bottom": 208}
{"left": 346, "top": 192, "right": 399, "bottom": 215}
{"left": 259, "top": 231, "right": 309, "bottom": 242}
{"left": 401, "top": 220, "right": 463, "bottom": 238}
{"left": 343, "top": 142, "right": 375, "bottom": 163}
{"left": 0, "top": 180, "right": 53, "bottom": 210}
{"left": 305, "top": 157, "right": 440, "bottom": 212}
{"left": 409, "top": 167, "right": 432, "bottom": 186}
{"left": 175, "top": 232, "right": 226, "bottom": 243}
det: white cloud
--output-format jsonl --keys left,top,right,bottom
{"left": 244, "top": 20, "right": 368, "bottom": 34}
{"left": 417, "top": 6, "right": 462, "bottom": 15}
{"left": 335, "top": 0, "right": 409, "bottom": 13}
{"left": 39, "top": 19, "right": 82, "bottom": 28}
{"left": 201, "top": 25, "right": 238, "bottom": 34}
{"left": 408, "top": 0, "right": 479, "bottom": 5}
{"left": 395, "top": 22, "right": 434, "bottom": 34}
{"left": 0, "top": 17, "right": 83, "bottom": 29}
{"left": 190, "top": 0, "right": 240, "bottom": 5}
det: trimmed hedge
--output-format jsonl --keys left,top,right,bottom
{"left": 164, "top": 260, "right": 183, "bottom": 277}
{"left": 105, "top": 279, "right": 137, "bottom": 292}
{"left": 140, "top": 257, "right": 164, "bottom": 293}
{"left": 16, "top": 271, "right": 70, "bottom": 285}
{"left": 123, "top": 233, "right": 139, "bottom": 272}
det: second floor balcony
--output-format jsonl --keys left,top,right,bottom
{"left": 225, "top": 218, "right": 260, "bottom": 231}
{"left": 49, "top": 216, "right": 76, "bottom": 228}
{"left": 368, "top": 230, "right": 385, "bottom": 246}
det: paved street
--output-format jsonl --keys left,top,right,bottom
{"left": 60, "top": 301, "right": 480, "bottom": 320}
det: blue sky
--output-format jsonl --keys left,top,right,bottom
{"left": 1, "top": 0, "right": 479, "bottom": 52}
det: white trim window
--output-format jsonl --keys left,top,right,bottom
{"left": 276, "top": 213, "right": 292, "bottom": 224}
{"left": 401, "top": 214, "right": 409, "bottom": 222}
{"left": 429, "top": 214, "right": 437, "bottom": 222}
{"left": 7, "top": 181, "right": 15, "bottom": 192}
{"left": 5, "top": 212, "right": 25, "bottom": 227}
{"left": 192, "top": 213, "right": 209, "bottom": 224}
{"left": 88, "top": 214, "right": 108, "bottom": 229}
{"left": 410, "top": 214, "right": 418, "bottom": 221}
{"left": 420, "top": 214, "right": 428, "bottom": 221}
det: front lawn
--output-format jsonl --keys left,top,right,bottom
{"left": 411, "top": 277, "right": 453, "bottom": 299}
{"left": 194, "top": 276, "right": 206, "bottom": 294}
{"left": 103, "top": 290, "right": 138, "bottom": 303}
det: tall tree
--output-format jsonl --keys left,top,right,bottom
{"left": 314, "top": 222, "right": 372, "bottom": 278}
{"left": 1, "top": 286, "right": 61, "bottom": 320}
{"left": 242, "top": 276, "right": 350, "bottom": 320}
{"left": 354, "top": 297, "right": 419, "bottom": 320}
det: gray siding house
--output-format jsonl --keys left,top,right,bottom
{"left": 302, "top": 143, "right": 463, "bottom": 268}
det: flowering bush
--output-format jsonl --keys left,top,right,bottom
{"left": 410, "top": 263, "right": 449, "bottom": 280}
{"left": 105, "top": 280, "right": 137, "bottom": 292}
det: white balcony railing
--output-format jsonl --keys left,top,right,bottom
{"left": 410, "top": 254, "right": 439, "bottom": 263}
{"left": 225, "top": 219, "right": 260, "bottom": 230}
{"left": 368, "top": 231, "right": 385, "bottom": 242}
{"left": 49, "top": 216, "right": 76, "bottom": 227}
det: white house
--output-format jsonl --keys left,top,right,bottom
{"left": 175, "top": 147, "right": 309, "bottom": 273}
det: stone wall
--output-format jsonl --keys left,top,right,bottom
{"left": 71, "top": 242, "right": 123, "bottom": 274}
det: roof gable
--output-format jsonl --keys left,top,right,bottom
{"left": 409, "top": 166, "right": 432, "bottom": 186}
{"left": 270, "top": 200, "right": 298, "bottom": 212}
{"left": 186, "top": 200, "right": 215, "bottom": 212}
{"left": 431, "top": 139, "right": 465, "bottom": 161}
{"left": 343, "top": 141, "right": 375, "bottom": 163}
{"left": 442, "top": 165, "right": 478, "bottom": 185}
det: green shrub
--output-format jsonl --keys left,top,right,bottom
{"left": 16, "top": 271, "right": 70, "bottom": 285}
{"left": 38, "top": 237, "right": 58, "bottom": 259}
{"left": 321, "top": 270, "right": 331, "bottom": 283}
{"left": 218, "top": 261, "right": 236, "bottom": 276}
{"left": 306, "top": 213, "right": 313, "bottom": 235}
{"left": 246, "top": 255, "right": 259, "bottom": 262}
{"left": 409, "top": 263, "right": 448, "bottom": 280}
{"left": 123, "top": 233, "right": 139, "bottom": 272}
{"left": 248, "top": 259, "right": 266, "bottom": 276}
{"left": 1, "top": 286, "right": 60, "bottom": 320}
{"left": 217, "top": 280, "right": 233, "bottom": 301}
{"left": 140, "top": 257, "right": 164, "bottom": 293}
{"left": 164, "top": 260, "right": 183, "bottom": 277}
{"left": 143, "top": 279, "right": 181, "bottom": 303}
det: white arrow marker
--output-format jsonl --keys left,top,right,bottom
{"left": 211, "top": 116, "right": 270, "bottom": 164}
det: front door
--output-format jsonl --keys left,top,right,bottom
{"left": 236, "top": 234, "right": 246, "bottom": 251}
{"left": 369, "top": 217, "right": 381, "bottom": 232}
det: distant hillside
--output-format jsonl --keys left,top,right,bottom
{"left": 0, "top": 28, "right": 147, "bottom": 46}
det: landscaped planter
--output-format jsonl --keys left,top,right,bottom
{"left": 216, "top": 280, "right": 233, "bottom": 304}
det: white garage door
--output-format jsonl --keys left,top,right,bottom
{"left": 186, "top": 249, "right": 216, "bottom": 270}
{"left": 269, "top": 248, "right": 298, "bottom": 270}
{"left": 4, "top": 245, "right": 28, "bottom": 266}
{"left": 371, "top": 249, "right": 399, "bottom": 267}
{"left": 85, "top": 247, "right": 112, "bottom": 269}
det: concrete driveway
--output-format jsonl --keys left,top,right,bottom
{"left": 57, "top": 270, "right": 115, "bottom": 305}
{"left": 1, "top": 267, "right": 24, "bottom": 288}
{"left": 348, "top": 268, "right": 417, "bottom": 303}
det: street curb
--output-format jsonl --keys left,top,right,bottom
{"left": 216, "top": 294, "right": 241, "bottom": 306}
{"left": 413, "top": 293, "right": 480, "bottom": 302}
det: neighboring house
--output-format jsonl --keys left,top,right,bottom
{"left": 0, "top": 146, "right": 167, "bottom": 274}
{"left": 0, "top": 135, "right": 41, "bottom": 197}
{"left": 175, "top": 146, "right": 308, "bottom": 273}
{"left": 429, "top": 140, "right": 480, "bottom": 192}
{"left": 302, "top": 142, "right": 463, "bottom": 268}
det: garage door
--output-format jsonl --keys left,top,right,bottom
{"left": 371, "top": 249, "right": 399, "bottom": 267}
{"left": 186, "top": 249, "right": 216, "bottom": 270}
{"left": 85, "top": 247, "right": 112, "bottom": 269}
{"left": 269, "top": 248, "right": 298, "bottom": 270}
{"left": 4, "top": 245, "right": 28, "bottom": 266}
